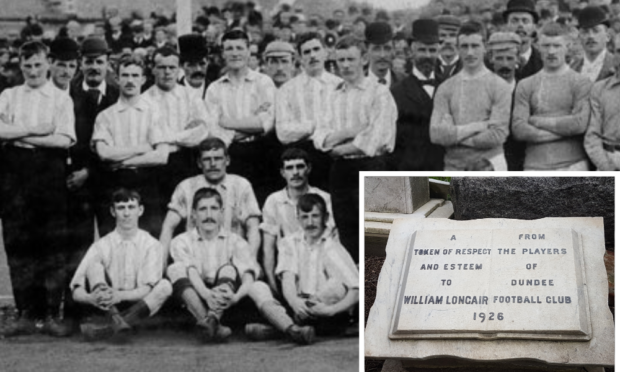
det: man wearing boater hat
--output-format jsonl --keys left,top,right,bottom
{"left": 389, "top": 19, "right": 444, "bottom": 171}
{"left": 365, "top": 22, "right": 404, "bottom": 89}
{"left": 178, "top": 34, "right": 216, "bottom": 101}
{"left": 504, "top": 0, "right": 543, "bottom": 81}
{"left": 48, "top": 37, "right": 79, "bottom": 92}
{"left": 571, "top": 6, "right": 615, "bottom": 83}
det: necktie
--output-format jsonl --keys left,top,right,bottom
{"left": 420, "top": 79, "right": 435, "bottom": 86}
{"left": 87, "top": 88, "right": 100, "bottom": 105}
{"left": 378, "top": 78, "right": 387, "bottom": 85}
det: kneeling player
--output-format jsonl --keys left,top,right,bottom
{"left": 70, "top": 188, "right": 172, "bottom": 341}
{"left": 167, "top": 188, "right": 314, "bottom": 344}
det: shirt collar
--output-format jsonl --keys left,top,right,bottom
{"left": 520, "top": 45, "right": 532, "bottom": 64}
{"left": 412, "top": 67, "right": 435, "bottom": 81}
{"left": 460, "top": 65, "right": 491, "bottom": 81}
{"left": 115, "top": 95, "right": 149, "bottom": 112}
{"left": 298, "top": 228, "right": 331, "bottom": 246}
{"left": 153, "top": 83, "right": 183, "bottom": 98}
{"left": 191, "top": 227, "right": 229, "bottom": 241}
{"left": 278, "top": 186, "right": 319, "bottom": 205}
{"left": 24, "top": 80, "right": 54, "bottom": 96}
{"left": 583, "top": 49, "right": 607, "bottom": 68}
{"left": 338, "top": 75, "right": 371, "bottom": 92}
{"left": 439, "top": 54, "right": 459, "bottom": 67}
{"left": 368, "top": 68, "right": 391, "bottom": 86}
{"left": 111, "top": 229, "right": 141, "bottom": 245}
{"left": 82, "top": 79, "right": 107, "bottom": 96}
{"left": 201, "top": 174, "right": 229, "bottom": 190}
{"left": 222, "top": 68, "right": 257, "bottom": 83}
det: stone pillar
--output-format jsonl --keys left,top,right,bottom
{"left": 364, "top": 177, "right": 429, "bottom": 214}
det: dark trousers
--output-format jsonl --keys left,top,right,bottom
{"left": 95, "top": 167, "right": 164, "bottom": 238}
{"left": 228, "top": 133, "right": 284, "bottom": 207}
{"left": 283, "top": 140, "right": 333, "bottom": 192}
{"left": 158, "top": 148, "right": 197, "bottom": 209}
{"left": 329, "top": 156, "right": 386, "bottom": 263}
{"left": 2, "top": 146, "right": 69, "bottom": 317}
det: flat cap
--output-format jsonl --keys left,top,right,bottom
{"left": 263, "top": 41, "right": 295, "bottom": 58}
{"left": 50, "top": 37, "right": 80, "bottom": 60}
{"left": 577, "top": 6, "right": 610, "bottom": 29}
{"left": 81, "top": 37, "right": 109, "bottom": 57}
{"left": 487, "top": 32, "right": 521, "bottom": 51}
{"left": 436, "top": 15, "right": 461, "bottom": 30}
{"left": 365, "top": 22, "right": 393, "bottom": 44}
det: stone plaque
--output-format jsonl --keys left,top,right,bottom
{"left": 390, "top": 228, "right": 591, "bottom": 341}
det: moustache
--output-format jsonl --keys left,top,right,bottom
{"left": 416, "top": 57, "right": 435, "bottom": 67}
{"left": 497, "top": 67, "right": 512, "bottom": 75}
{"left": 86, "top": 70, "right": 101, "bottom": 76}
{"left": 202, "top": 218, "right": 217, "bottom": 224}
{"left": 191, "top": 72, "right": 206, "bottom": 79}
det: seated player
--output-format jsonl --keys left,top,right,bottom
{"left": 261, "top": 148, "right": 337, "bottom": 294}
{"left": 70, "top": 188, "right": 172, "bottom": 341}
{"left": 166, "top": 188, "right": 314, "bottom": 344}
{"left": 277, "top": 193, "right": 358, "bottom": 334}
{"left": 246, "top": 194, "right": 358, "bottom": 340}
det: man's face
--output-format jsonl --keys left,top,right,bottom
{"left": 539, "top": 34, "right": 569, "bottom": 70}
{"left": 50, "top": 59, "right": 78, "bottom": 89}
{"left": 298, "top": 205, "right": 327, "bottom": 241}
{"left": 300, "top": 38, "right": 327, "bottom": 75}
{"left": 248, "top": 44, "right": 260, "bottom": 70}
{"left": 193, "top": 196, "right": 222, "bottom": 234}
{"left": 94, "top": 26, "right": 106, "bottom": 39}
{"left": 198, "top": 148, "right": 229, "bottom": 183}
{"left": 458, "top": 33, "right": 486, "bottom": 71}
{"left": 439, "top": 27, "right": 459, "bottom": 59}
{"left": 182, "top": 59, "right": 207, "bottom": 88}
{"left": 118, "top": 63, "right": 145, "bottom": 97}
{"left": 336, "top": 45, "right": 366, "bottom": 84}
{"left": 280, "top": 27, "right": 293, "bottom": 42}
{"left": 21, "top": 52, "right": 49, "bottom": 88}
{"left": 579, "top": 24, "right": 609, "bottom": 56}
{"left": 281, "top": 158, "right": 310, "bottom": 188}
{"left": 82, "top": 54, "right": 108, "bottom": 87}
{"left": 247, "top": 25, "right": 263, "bottom": 43}
{"left": 506, "top": 12, "right": 536, "bottom": 46}
{"left": 491, "top": 48, "right": 519, "bottom": 82}
{"left": 222, "top": 38, "right": 249, "bottom": 70}
{"left": 265, "top": 55, "right": 294, "bottom": 86}
{"left": 353, "top": 21, "right": 366, "bottom": 37}
{"left": 153, "top": 53, "right": 179, "bottom": 91}
{"left": 111, "top": 199, "right": 143, "bottom": 231}
{"left": 0, "top": 49, "right": 9, "bottom": 66}
{"left": 412, "top": 41, "right": 439, "bottom": 76}
{"left": 368, "top": 41, "right": 394, "bottom": 72}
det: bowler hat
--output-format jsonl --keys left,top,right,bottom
{"left": 365, "top": 22, "right": 393, "bottom": 44}
{"left": 411, "top": 19, "right": 440, "bottom": 44}
{"left": 178, "top": 34, "right": 208, "bottom": 62}
{"left": 577, "top": 6, "right": 610, "bottom": 29}
{"left": 81, "top": 37, "right": 109, "bottom": 57}
{"left": 503, "top": 0, "right": 539, "bottom": 23}
{"left": 50, "top": 37, "right": 80, "bottom": 60}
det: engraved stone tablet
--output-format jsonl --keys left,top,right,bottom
{"left": 390, "top": 228, "right": 591, "bottom": 340}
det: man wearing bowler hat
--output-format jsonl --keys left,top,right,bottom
{"left": 365, "top": 22, "right": 403, "bottom": 88}
{"left": 178, "top": 34, "right": 217, "bottom": 101}
{"left": 571, "top": 6, "right": 615, "bottom": 82}
{"left": 435, "top": 15, "right": 462, "bottom": 85}
{"left": 68, "top": 38, "right": 120, "bottom": 292}
{"left": 389, "top": 19, "right": 444, "bottom": 171}
{"left": 49, "top": 38, "right": 79, "bottom": 92}
{"left": 504, "top": 0, "right": 543, "bottom": 81}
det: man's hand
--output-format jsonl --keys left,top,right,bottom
{"left": 254, "top": 102, "right": 271, "bottom": 115}
{"left": 67, "top": 168, "right": 89, "bottom": 190}
{"left": 290, "top": 297, "right": 313, "bottom": 321}
{"left": 92, "top": 285, "right": 113, "bottom": 310}
{"left": 307, "top": 301, "right": 334, "bottom": 318}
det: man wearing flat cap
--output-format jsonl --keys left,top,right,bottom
{"left": 435, "top": 15, "right": 462, "bottom": 85}
{"left": 365, "top": 22, "right": 404, "bottom": 88}
{"left": 488, "top": 32, "right": 527, "bottom": 171}
{"left": 178, "top": 34, "right": 218, "bottom": 101}
{"left": 389, "top": 19, "right": 444, "bottom": 171}
{"left": 571, "top": 6, "right": 615, "bottom": 82}
{"left": 49, "top": 37, "right": 79, "bottom": 91}
{"left": 504, "top": 0, "right": 544, "bottom": 81}
{"left": 263, "top": 40, "right": 296, "bottom": 88}
{"left": 66, "top": 37, "right": 120, "bottom": 327}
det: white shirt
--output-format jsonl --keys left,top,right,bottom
{"left": 368, "top": 67, "right": 391, "bottom": 87}
{"left": 412, "top": 67, "right": 436, "bottom": 98}
{"left": 581, "top": 49, "right": 607, "bottom": 83}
